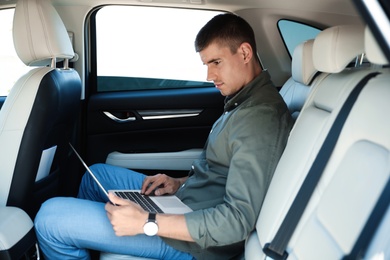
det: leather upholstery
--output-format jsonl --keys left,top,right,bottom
{"left": 280, "top": 39, "right": 319, "bottom": 119}
{"left": 0, "top": 207, "right": 35, "bottom": 258}
{"left": 100, "top": 252, "right": 157, "bottom": 260}
{"left": 0, "top": 0, "right": 81, "bottom": 217}
{"left": 245, "top": 24, "right": 389, "bottom": 259}
{"left": 365, "top": 27, "right": 389, "bottom": 65}
{"left": 12, "top": 0, "right": 74, "bottom": 66}
{"left": 292, "top": 39, "right": 317, "bottom": 85}
{"left": 313, "top": 24, "right": 365, "bottom": 73}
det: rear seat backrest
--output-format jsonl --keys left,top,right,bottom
{"left": 361, "top": 28, "right": 390, "bottom": 258}
{"left": 286, "top": 28, "right": 389, "bottom": 259}
{"left": 245, "top": 24, "right": 370, "bottom": 259}
{"left": 279, "top": 39, "right": 318, "bottom": 120}
{"left": 0, "top": 0, "right": 81, "bottom": 217}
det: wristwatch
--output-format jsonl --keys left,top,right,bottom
{"left": 143, "top": 213, "right": 158, "bottom": 236}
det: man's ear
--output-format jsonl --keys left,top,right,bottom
{"left": 240, "top": 42, "right": 253, "bottom": 63}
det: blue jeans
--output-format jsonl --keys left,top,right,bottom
{"left": 34, "top": 163, "right": 194, "bottom": 260}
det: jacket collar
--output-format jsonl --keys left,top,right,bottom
{"left": 224, "top": 70, "right": 271, "bottom": 112}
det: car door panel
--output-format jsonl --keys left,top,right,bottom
{"left": 86, "top": 87, "right": 224, "bottom": 170}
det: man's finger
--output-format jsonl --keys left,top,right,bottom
{"left": 141, "top": 176, "right": 154, "bottom": 194}
{"left": 108, "top": 192, "right": 127, "bottom": 206}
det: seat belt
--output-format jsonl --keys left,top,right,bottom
{"left": 343, "top": 176, "right": 390, "bottom": 260}
{"left": 263, "top": 72, "right": 380, "bottom": 260}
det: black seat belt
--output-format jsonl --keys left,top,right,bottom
{"left": 343, "top": 176, "right": 390, "bottom": 260}
{"left": 263, "top": 72, "right": 380, "bottom": 260}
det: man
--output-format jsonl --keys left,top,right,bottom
{"left": 35, "top": 13, "right": 293, "bottom": 259}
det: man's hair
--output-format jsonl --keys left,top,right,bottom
{"left": 195, "top": 13, "right": 258, "bottom": 58}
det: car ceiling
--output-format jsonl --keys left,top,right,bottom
{"left": 0, "top": 0, "right": 359, "bottom": 16}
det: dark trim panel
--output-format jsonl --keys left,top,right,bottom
{"left": 0, "top": 96, "right": 6, "bottom": 110}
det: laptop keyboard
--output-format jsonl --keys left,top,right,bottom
{"left": 114, "top": 191, "right": 164, "bottom": 213}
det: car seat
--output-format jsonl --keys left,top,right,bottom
{"left": 0, "top": 0, "right": 81, "bottom": 218}
{"left": 245, "top": 23, "right": 390, "bottom": 259}
{"left": 279, "top": 39, "right": 319, "bottom": 120}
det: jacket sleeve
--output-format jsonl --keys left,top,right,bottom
{"left": 185, "top": 104, "right": 291, "bottom": 248}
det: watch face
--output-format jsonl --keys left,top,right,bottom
{"left": 144, "top": 221, "right": 158, "bottom": 236}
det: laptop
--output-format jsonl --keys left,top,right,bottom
{"left": 69, "top": 143, "right": 192, "bottom": 214}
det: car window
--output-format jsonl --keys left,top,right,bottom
{"left": 0, "top": 8, "right": 31, "bottom": 97}
{"left": 94, "top": 6, "right": 223, "bottom": 92}
{"left": 278, "top": 20, "right": 321, "bottom": 58}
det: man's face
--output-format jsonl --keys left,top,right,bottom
{"left": 199, "top": 42, "right": 250, "bottom": 96}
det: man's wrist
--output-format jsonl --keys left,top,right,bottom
{"left": 178, "top": 176, "right": 188, "bottom": 186}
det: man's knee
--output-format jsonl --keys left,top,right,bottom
{"left": 89, "top": 163, "right": 106, "bottom": 171}
{"left": 35, "top": 197, "right": 64, "bottom": 236}
{"left": 35, "top": 197, "right": 77, "bottom": 228}
{"left": 80, "top": 163, "right": 107, "bottom": 185}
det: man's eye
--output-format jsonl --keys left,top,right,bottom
{"left": 214, "top": 60, "right": 221, "bottom": 65}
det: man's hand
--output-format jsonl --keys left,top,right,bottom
{"left": 141, "top": 174, "right": 188, "bottom": 196}
{"left": 105, "top": 193, "right": 148, "bottom": 236}
{"left": 106, "top": 192, "right": 194, "bottom": 242}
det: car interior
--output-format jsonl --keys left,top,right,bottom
{"left": 0, "top": 0, "right": 389, "bottom": 259}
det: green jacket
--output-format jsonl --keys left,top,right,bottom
{"left": 164, "top": 71, "right": 293, "bottom": 259}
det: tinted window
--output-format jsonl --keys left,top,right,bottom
{"left": 278, "top": 20, "right": 321, "bottom": 57}
{"left": 95, "top": 6, "right": 223, "bottom": 92}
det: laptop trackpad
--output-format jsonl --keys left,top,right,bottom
{"left": 152, "top": 196, "right": 192, "bottom": 214}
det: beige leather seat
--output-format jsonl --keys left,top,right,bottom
{"left": 279, "top": 39, "right": 319, "bottom": 120}
{"left": 100, "top": 252, "right": 157, "bottom": 260}
{"left": 284, "top": 27, "right": 389, "bottom": 260}
{"left": 360, "top": 29, "right": 390, "bottom": 259}
{"left": 246, "top": 24, "right": 389, "bottom": 259}
{"left": 0, "top": 207, "right": 35, "bottom": 259}
{"left": 0, "top": 0, "right": 81, "bottom": 218}
{"left": 1, "top": 0, "right": 81, "bottom": 257}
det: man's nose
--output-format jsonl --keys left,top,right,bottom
{"left": 207, "top": 67, "right": 216, "bottom": 82}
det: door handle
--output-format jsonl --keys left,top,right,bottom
{"left": 103, "top": 111, "right": 136, "bottom": 123}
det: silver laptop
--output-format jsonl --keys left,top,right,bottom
{"left": 69, "top": 143, "right": 192, "bottom": 214}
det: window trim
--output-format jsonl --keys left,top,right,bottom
{"left": 87, "top": 5, "right": 223, "bottom": 94}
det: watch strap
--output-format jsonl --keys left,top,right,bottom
{"left": 148, "top": 212, "right": 156, "bottom": 222}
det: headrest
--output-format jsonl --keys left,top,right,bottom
{"left": 292, "top": 39, "right": 317, "bottom": 85}
{"left": 313, "top": 24, "right": 365, "bottom": 73}
{"left": 365, "top": 27, "right": 388, "bottom": 65}
{"left": 13, "top": 0, "right": 74, "bottom": 67}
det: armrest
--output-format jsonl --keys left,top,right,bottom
{"left": 105, "top": 149, "right": 202, "bottom": 171}
{"left": 0, "top": 207, "right": 36, "bottom": 259}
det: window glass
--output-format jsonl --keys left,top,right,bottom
{"left": 95, "top": 6, "right": 223, "bottom": 92}
{"left": 0, "top": 9, "right": 30, "bottom": 96}
{"left": 278, "top": 20, "right": 321, "bottom": 57}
